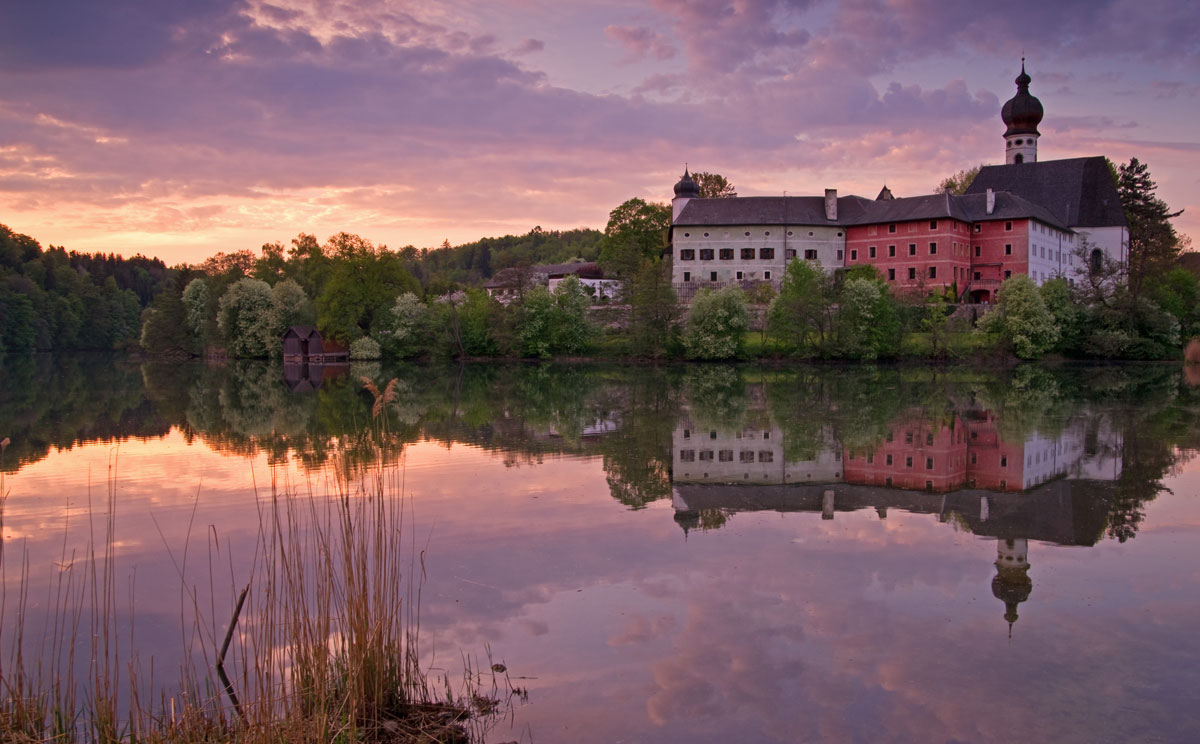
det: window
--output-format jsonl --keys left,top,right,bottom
{"left": 683, "top": 232, "right": 690, "bottom": 237}
{"left": 1005, "top": 221, "right": 1012, "bottom": 231}
{"left": 926, "top": 432, "right": 934, "bottom": 445}
{"left": 836, "top": 249, "right": 843, "bottom": 261}
{"left": 763, "top": 271, "right": 771, "bottom": 279}
{"left": 889, "top": 224, "right": 897, "bottom": 233}
{"left": 758, "top": 451, "right": 773, "bottom": 463}
{"left": 699, "top": 450, "right": 713, "bottom": 461}
{"left": 930, "top": 220, "right": 938, "bottom": 230}
{"left": 744, "top": 231, "right": 751, "bottom": 237}
{"left": 680, "top": 449, "right": 695, "bottom": 461}
{"left": 926, "top": 457, "right": 934, "bottom": 469}
{"left": 1004, "top": 270, "right": 1012, "bottom": 278}
{"left": 886, "top": 454, "right": 893, "bottom": 465}
{"left": 929, "top": 242, "right": 937, "bottom": 255}
{"left": 679, "top": 249, "right": 695, "bottom": 260}
{"left": 1005, "top": 244, "right": 1012, "bottom": 255}
{"left": 719, "top": 249, "right": 733, "bottom": 260}
{"left": 891, "top": 245, "right": 899, "bottom": 257}
{"left": 736, "top": 271, "right": 743, "bottom": 280}
{"left": 683, "top": 271, "right": 691, "bottom": 282}
{"left": 718, "top": 450, "right": 733, "bottom": 462}
{"left": 929, "top": 266, "right": 936, "bottom": 279}
{"left": 741, "top": 248, "right": 755, "bottom": 260}
{"left": 908, "top": 244, "right": 917, "bottom": 256}
{"left": 760, "top": 248, "right": 774, "bottom": 259}
{"left": 908, "top": 267, "right": 916, "bottom": 280}
{"left": 700, "top": 248, "right": 714, "bottom": 260}
{"left": 970, "top": 453, "right": 977, "bottom": 465}
{"left": 740, "top": 450, "right": 755, "bottom": 463}
{"left": 1000, "top": 456, "right": 1008, "bottom": 468}
{"left": 974, "top": 224, "right": 981, "bottom": 233}
{"left": 974, "top": 271, "right": 981, "bottom": 280}
{"left": 869, "top": 245, "right": 877, "bottom": 258}
{"left": 804, "top": 249, "right": 818, "bottom": 260}
{"left": 785, "top": 249, "right": 796, "bottom": 259}
{"left": 683, "top": 429, "right": 690, "bottom": 439}
{"left": 888, "top": 268, "right": 896, "bottom": 280}
{"left": 975, "top": 245, "right": 981, "bottom": 257}
{"left": 867, "top": 453, "right": 874, "bottom": 463}
{"left": 850, "top": 249, "right": 858, "bottom": 261}
{"left": 710, "top": 271, "right": 717, "bottom": 281}
{"left": 906, "top": 456, "right": 913, "bottom": 468}
{"left": 703, "top": 232, "right": 710, "bottom": 237}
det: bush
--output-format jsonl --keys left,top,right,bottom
{"left": 349, "top": 336, "right": 382, "bottom": 360}
{"left": 683, "top": 286, "right": 749, "bottom": 360}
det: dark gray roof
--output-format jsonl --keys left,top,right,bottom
{"left": 965, "top": 157, "right": 1127, "bottom": 228}
{"left": 956, "top": 191, "right": 1071, "bottom": 231}
{"left": 674, "top": 195, "right": 873, "bottom": 226}
{"left": 852, "top": 192, "right": 974, "bottom": 225}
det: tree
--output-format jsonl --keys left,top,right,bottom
{"left": 1117, "top": 158, "right": 1184, "bottom": 300}
{"left": 140, "top": 277, "right": 196, "bottom": 355}
{"left": 682, "top": 286, "right": 749, "bottom": 360}
{"left": 598, "top": 198, "right": 671, "bottom": 278}
{"left": 382, "top": 292, "right": 431, "bottom": 358}
{"left": 693, "top": 171, "right": 737, "bottom": 198}
{"left": 217, "top": 278, "right": 275, "bottom": 358}
{"left": 980, "top": 275, "right": 1060, "bottom": 359}
{"left": 181, "top": 278, "right": 210, "bottom": 339}
{"left": 626, "top": 259, "right": 680, "bottom": 358}
{"left": 936, "top": 164, "right": 984, "bottom": 195}
{"left": 269, "top": 279, "right": 315, "bottom": 345}
{"left": 514, "top": 276, "right": 593, "bottom": 358}
{"left": 768, "top": 259, "right": 835, "bottom": 352}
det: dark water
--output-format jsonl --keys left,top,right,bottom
{"left": 2, "top": 354, "right": 1199, "bottom": 743}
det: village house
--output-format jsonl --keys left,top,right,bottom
{"left": 668, "top": 63, "right": 1129, "bottom": 303}
{"left": 484, "top": 261, "right": 622, "bottom": 304}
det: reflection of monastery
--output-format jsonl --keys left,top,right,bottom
{"left": 669, "top": 64, "right": 1128, "bottom": 303}
{"left": 671, "top": 398, "right": 1123, "bottom": 633}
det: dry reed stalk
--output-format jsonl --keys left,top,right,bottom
{"left": 1185, "top": 338, "right": 1200, "bottom": 366}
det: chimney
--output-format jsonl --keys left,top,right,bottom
{"left": 824, "top": 188, "right": 837, "bottom": 220}
{"left": 986, "top": 188, "right": 995, "bottom": 215}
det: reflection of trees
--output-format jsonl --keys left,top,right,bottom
{"left": 599, "top": 369, "right": 679, "bottom": 509}
{"left": 0, "top": 353, "right": 169, "bottom": 472}
{"left": 681, "top": 366, "right": 748, "bottom": 432}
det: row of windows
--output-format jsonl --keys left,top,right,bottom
{"left": 848, "top": 452, "right": 1012, "bottom": 469}
{"left": 682, "top": 271, "right": 773, "bottom": 282}
{"left": 679, "top": 247, "right": 776, "bottom": 261}
{"left": 679, "top": 449, "right": 774, "bottom": 463}
{"left": 679, "top": 230, "right": 846, "bottom": 239}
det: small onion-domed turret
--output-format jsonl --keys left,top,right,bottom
{"left": 674, "top": 168, "right": 700, "bottom": 199}
{"left": 1001, "top": 60, "right": 1043, "bottom": 164}
{"left": 1001, "top": 62, "right": 1044, "bottom": 136}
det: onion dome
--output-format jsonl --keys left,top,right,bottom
{"left": 1001, "top": 61, "right": 1043, "bottom": 136}
{"left": 674, "top": 168, "right": 700, "bottom": 198}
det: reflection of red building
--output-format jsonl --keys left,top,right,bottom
{"left": 844, "top": 411, "right": 1025, "bottom": 493}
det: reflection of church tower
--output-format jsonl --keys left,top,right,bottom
{"left": 991, "top": 538, "right": 1032, "bottom": 637}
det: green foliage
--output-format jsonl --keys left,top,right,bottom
{"left": 349, "top": 336, "right": 383, "bottom": 360}
{"left": 979, "top": 275, "right": 1060, "bottom": 359}
{"left": 693, "top": 172, "right": 736, "bottom": 198}
{"left": 768, "top": 259, "right": 833, "bottom": 352}
{"left": 379, "top": 292, "right": 431, "bottom": 358}
{"left": 936, "top": 164, "right": 984, "bottom": 195}
{"left": 181, "top": 278, "right": 210, "bottom": 339}
{"left": 269, "top": 279, "right": 315, "bottom": 341}
{"left": 413, "top": 227, "right": 602, "bottom": 289}
{"left": 140, "top": 277, "right": 197, "bottom": 355}
{"left": 314, "top": 235, "right": 421, "bottom": 343}
{"left": 682, "top": 286, "right": 749, "bottom": 360}
{"left": 1118, "top": 157, "right": 1183, "bottom": 298}
{"left": 598, "top": 198, "right": 671, "bottom": 278}
{"left": 626, "top": 259, "right": 680, "bottom": 358}
{"left": 218, "top": 278, "right": 275, "bottom": 358}
{"left": 515, "top": 276, "right": 594, "bottom": 358}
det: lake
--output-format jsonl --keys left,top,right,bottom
{"left": 2, "top": 354, "right": 1198, "bottom": 743}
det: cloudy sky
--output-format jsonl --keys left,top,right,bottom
{"left": 1, "top": 0, "right": 1197, "bottom": 265}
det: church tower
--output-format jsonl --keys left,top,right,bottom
{"left": 1001, "top": 61, "right": 1044, "bottom": 164}
{"left": 672, "top": 167, "right": 700, "bottom": 221}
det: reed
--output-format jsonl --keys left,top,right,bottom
{"left": 0, "top": 408, "right": 507, "bottom": 743}
{"left": 1185, "top": 337, "right": 1200, "bottom": 366}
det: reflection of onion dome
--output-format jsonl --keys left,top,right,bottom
{"left": 992, "top": 538, "right": 1032, "bottom": 637}
{"left": 674, "top": 168, "right": 700, "bottom": 199}
{"left": 673, "top": 509, "right": 700, "bottom": 536}
{"left": 1001, "top": 62, "right": 1043, "bottom": 136}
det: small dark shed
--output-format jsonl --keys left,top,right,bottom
{"left": 282, "top": 326, "right": 349, "bottom": 363}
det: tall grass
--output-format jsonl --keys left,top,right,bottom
{"left": 0, "top": 414, "right": 508, "bottom": 742}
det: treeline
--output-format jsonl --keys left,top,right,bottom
{"left": 0, "top": 224, "right": 170, "bottom": 352}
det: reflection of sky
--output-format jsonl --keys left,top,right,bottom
{"left": 3, "top": 434, "right": 1199, "bottom": 742}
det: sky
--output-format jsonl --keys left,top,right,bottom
{"left": 1, "top": 0, "right": 1198, "bottom": 266}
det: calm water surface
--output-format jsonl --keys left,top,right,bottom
{"left": 2, "top": 355, "right": 1198, "bottom": 743}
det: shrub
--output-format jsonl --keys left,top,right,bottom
{"left": 683, "top": 286, "right": 749, "bottom": 360}
{"left": 349, "top": 336, "right": 382, "bottom": 360}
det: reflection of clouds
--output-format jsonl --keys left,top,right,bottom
{"left": 608, "top": 614, "right": 678, "bottom": 647}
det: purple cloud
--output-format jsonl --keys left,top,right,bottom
{"left": 605, "top": 24, "right": 678, "bottom": 61}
